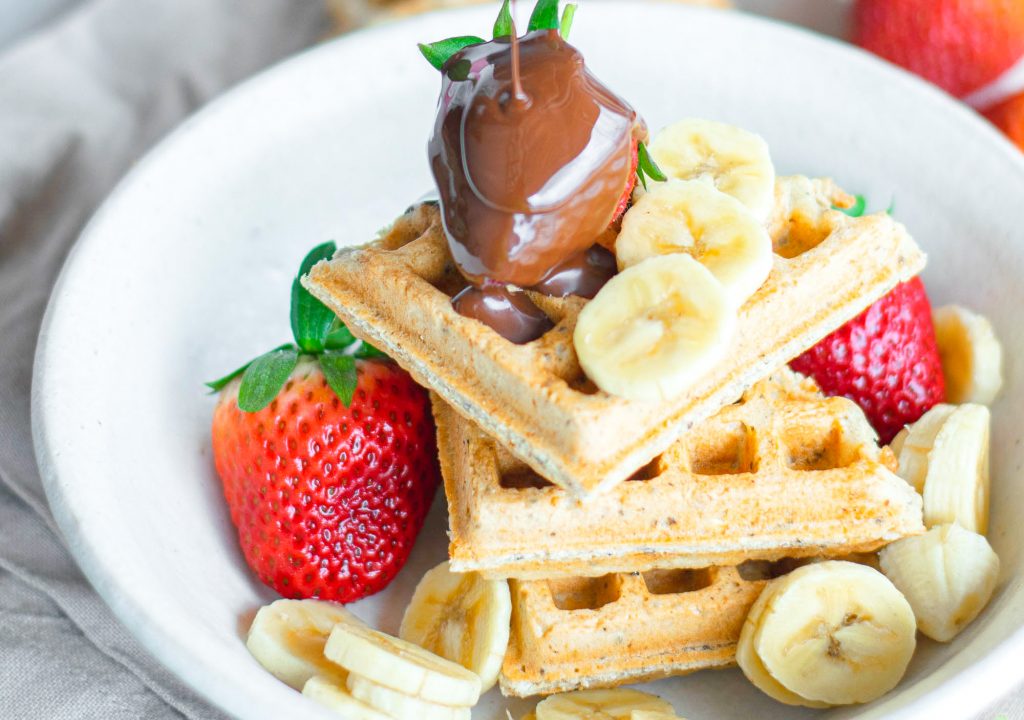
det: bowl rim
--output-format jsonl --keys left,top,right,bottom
{"left": 31, "top": 3, "right": 1024, "bottom": 719}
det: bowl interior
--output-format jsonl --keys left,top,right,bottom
{"left": 33, "top": 4, "right": 1024, "bottom": 719}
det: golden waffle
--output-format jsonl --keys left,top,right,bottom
{"left": 500, "top": 564, "right": 772, "bottom": 697}
{"left": 305, "top": 177, "right": 926, "bottom": 496}
{"left": 434, "top": 370, "right": 924, "bottom": 580}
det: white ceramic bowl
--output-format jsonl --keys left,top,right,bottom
{"left": 33, "top": 3, "right": 1024, "bottom": 719}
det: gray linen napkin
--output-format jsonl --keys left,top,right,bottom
{"left": 0, "top": 0, "right": 327, "bottom": 716}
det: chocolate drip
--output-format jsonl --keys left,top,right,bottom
{"left": 428, "top": 30, "right": 638, "bottom": 289}
{"left": 451, "top": 284, "right": 553, "bottom": 344}
{"left": 530, "top": 244, "right": 616, "bottom": 299}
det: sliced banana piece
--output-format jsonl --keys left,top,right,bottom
{"left": 889, "top": 426, "right": 908, "bottom": 458}
{"left": 574, "top": 254, "right": 737, "bottom": 402}
{"left": 630, "top": 712, "right": 684, "bottom": 720}
{"left": 347, "top": 674, "right": 471, "bottom": 720}
{"left": 536, "top": 689, "right": 676, "bottom": 720}
{"left": 616, "top": 179, "right": 773, "bottom": 306}
{"left": 880, "top": 524, "right": 1000, "bottom": 642}
{"left": 324, "top": 621, "right": 481, "bottom": 706}
{"left": 736, "top": 582, "right": 829, "bottom": 709}
{"left": 303, "top": 676, "right": 391, "bottom": 720}
{"left": 921, "top": 404, "right": 990, "bottom": 534}
{"left": 893, "top": 404, "right": 957, "bottom": 493}
{"left": 399, "top": 561, "right": 511, "bottom": 693}
{"left": 933, "top": 305, "right": 1004, "bottom": 405}
{"left": 644, "top": 118, "right": 776, "bottom": 222}
{"left": 751, "top": 561, "right": 916, "bottom": 706}
{"left": 246, "top": 599, "right": 361, "bottom": 689}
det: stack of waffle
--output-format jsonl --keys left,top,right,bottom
{"left": 305, "top": 176, "right": 926, "bottom": 697}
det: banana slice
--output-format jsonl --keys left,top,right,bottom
{"left": 324, "top": 621, "right": 481, "bottom": 706}
{"left": 347, "top": 674, "right": 471, "bottom": 720}
{"left": 644, "top": 118, "right": 776, "bottom": 222}
{"left": 933, "top": 305, "right": 1004, "bottom": 405}
{"left": 246, "top": 599, "right": 362, "bottom": 689}
{"left": 736, "top": 586, "right": 829, "bottom": 709}
{"left": 574, "top": 254, "right": 737, "bottom": 402}
{"left": 399, "top": 561, "right": 511, "bottom": 693}
{"left": 615, "top": 179, "right": 773, "bottom": 306}
{"left": 880, "top": 524, "right": 1000, "bottom": 642}
{"left": 536, "top": 689, "right": 676, "bottom": 720}
{"left": 746, "top": 561, "right": 916, "bottom": 706}
{"left": 889, "top": 427, "right": 907, "bottom": 458}
{"left": 921, "top": 404, "right": 991, "bottom": 534}
{"left": 303, "top": 676, "right": 391, "bottom": 720}
{"left": 892, "top": 404, "right": 957, "bottom": 493}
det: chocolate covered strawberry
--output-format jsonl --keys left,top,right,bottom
{"left": 791, "top": 277, "right": 946, "bottom": 445}
{"left": 208, "top": 243, "right": 439, "bottom": 603}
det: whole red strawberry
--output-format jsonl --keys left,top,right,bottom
{"left": 854, "top": 0, "right": 1024, "bottom": 98}
{"left": 790, "top": 277, "right": 946, "bottom": 445}
{"left": 208, "top": 243, "right": 439, "bottom": 602}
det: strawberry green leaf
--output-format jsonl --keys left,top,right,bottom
{"left": 354, "top": 342, "right": 388, "bottom": 359}
{"left": 528, "top": 0, "right": 560, "bottom": 31}
{"left": 206, "top": 343, "right": 295, "bottom": 392}
{"left": 493, "top": 0, "right": 514, "bottom": 38}
{"left": 418, "top": 36, "right": 485, "bottom": 70}
{"left": 637, "top": 141, "right": 667, "bottom": 192}
{"left": 206, "top": 363, "right": 250, "bottom": 393}
{"left": 237, "top": 347, "right": 300, "bottom": 413}
{"left": 559, "top": 2, "right": 578, "bottom": 39}
{"left": 837, "top": 194, "right": 867, "bottom": 217}
{"left": 319, "top": 350, "right": 358, "bottom": 407}
{"left": 290, "top": 241, "right": 337, "bottom": 353}
{"left": 886, "top": 197, "right": 895, "bottom": 215}
{"left": 324, "top": 321, "right": 359, "bottom": 351}
{"left": 324, "top": 322, "right": 387, "bottom": 358}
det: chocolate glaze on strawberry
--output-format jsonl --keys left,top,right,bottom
{"left": 428, "top": 28, "right": 641, "bottom": 342}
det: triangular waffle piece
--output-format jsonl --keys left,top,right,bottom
{"left": 434, "top": 370, "right": 924, "bottom": 580}
{"left": 500, "top": 564, "right": 771, "bottom": 697}
{"left": 306, "top": 177, "right": 925, "bottom": 496}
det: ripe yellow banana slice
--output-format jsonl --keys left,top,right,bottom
{"left": 302, "top": 676, "right": 390, "bottom": 720}
{"left": 736, "top": 587, "right": 829, "bottom": 709}
{"left": 399, "top": 561, "right": 511, "bottom": 693}
{"left": 644, "top": 118, "right": 776, "bottom": 222}
{"left": 933, "top": 305, "right": 1004, "bottom": 405}
{"left": 246, "top": 599, "right": 361, "bottom": 689}
{"left": 346, "top": 674, "right": 471, "bottom": 720}
{"left": 880, "top": 524, "right": 1000, "bottom": 642}
{"left": 746, "top": 561, "right": 916, "bottom": 706}
{"left": 574, "top": 254, "right": 737, "bottom": 402}
{"left": 535, "top": 689, "right": 677, "bottom": 720}
{"left": 892, "top": 404, "right": 957, "bottom": 493}
{"left": 630, "top": 712, "right": 685, "bottom": 720}
{"left": 324, "top": 621, "right": 481, "bottom": 706}
{"left": 737, "top": 589, "right": 823, "bottom": 708}
{"left": 920, "top": 404, "right": 991, "bottom": 534}
{"left": 615, "top": 179, "right": 773, "bottom": 306}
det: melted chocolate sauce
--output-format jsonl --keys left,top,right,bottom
{"left": 428, "top": 27, "right": 639, "bottom": 342}
{"left": 451, "top": 284, "right": 553, "bottom": 344}
{"left": 530, "top": 244, "right": 616, "bottom": 299}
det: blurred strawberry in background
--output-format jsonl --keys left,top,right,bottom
{"left": 854, "top": 0, "right": 1024, "bottom": 98}
{"left": 854, "top": 0, "right": 1024, "bottom": 151}
{"left": 983, "top": 92, "right": 1024, "bottom": 150}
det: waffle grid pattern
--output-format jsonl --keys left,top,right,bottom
{"left": 305, "top": 178, "right": 926, "bottom": 496}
